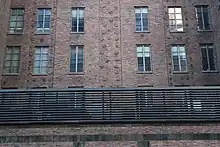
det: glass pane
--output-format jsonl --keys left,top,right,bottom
{"left": 135, "top": 8, "right": 141, "bottom": 13}
{"left": 17, "top": 16, "right": 23, "bottom": 21}
{"left": 208, "top": 48, "right": 215, "bottom": 70}
{"left": 12, "top": 54, "right": 19, "bottom": 60}
{"left": 70, "top": 66, "right": 76, "bottom": 72}
{"left": 11, "top": 67, "right": 19, "bottom": 73}
{"left": 42, "top": 48, "right": 48, "bottom": 53}
{"left": 172, "top": 46, "right": 178, "bottom": 53}
{"left": 137, "top": 52, "right": 143, "bottom": 57}
{"left": 5, "top": 55, "right": 12, "bottom": 60}
{"left": 174, "top": 65, "right": 180, "bottom": 71}
{"left": 34, "top": 61, "right": 41, "bottom": 67}
{"left": 203, "top": 11, "right": 211, "bottom": 30}
{"left": 4, "top": 61, "right": 11, "bottom": 66}
{"left": 142, "top": 8, "right": 148, "bottom": 13}
{"left": 17, "top": 22, "right": 23, "bottom": 27}
{"left": 179, "top": 46, "right": 185, "bottom": 52}
{"left": 12, "top": 61, "right": 19, "bottom": 66}
{"left": 17, "top": 9, "right": 24, "bottom": 15}
{"left": 10, "top": 22, "right": 16, "bottom": 27}
{"left": 177, "top": 25, "right": 183, "bottom": 31}
{"left": 145, "top": 57, "right": 151, "bottom": 71}
{"left": 38, "top": 9, "right": 44, "bottom": 15}
{"left": 138, "top": 57, "right": 143, "bottom": 65}
{"left": 142, "top": 18, "right": 148, "bottom": 31}
{"left": 42, "top": 55, "right": 48, "bottom": 60}
{"left": 169, "top": 14, "right": 175, "bottom": 19}
{"left": 35, "top": 48, "right": 41, "bottom": 54}
{"left": 37, "top": 21, "right": 43, "bottom": 28}
{"left": 11, "top": 9, "right": 17, "bottom": 15}
{"left": 72, "top": 9, "right": 77, "bottom": 17}
{"left": 168, "top": 8, "right": 174, "bottom": 13}
{"left": 79, "top": 9, "right": 84, "bottom": 18}
{"left": 35, "top": 55, "right": 41, "bottom": 60}
{"left": 78, "top": 26, "right": 84, "bottom": 32}
{"left": 44, "top": 21, "right": 50, "bottom": 28}
{"left": 176, "top": 14, "right": 182, "bottom": 19}
{"left": 41, "top": 67, "right": 48, "bottom": 74}
{"left": 143, "top": 46, "right": 150, "bottom": 52}
{"left": 6, "top": 49, "right": 12, "bottom": 53}
{"left": 4, "top": 67, "right": 10, "bottom": 73}
{"left": 33, "top": 68, "right": 40, "bottom": 74}
{"left": 45, "top": 9, "right": 51, "bottom": 15}
{"left": 138, "top": 65, "right": 144, "bottom": 72}
{"left": 202, "top": 58, "right": 208, "bottom": 70}
{"left": 10, "top": 16, "right": 17, "bottom": 21}
{"left": 77, "top": 64, "right": 83, "bottom": 72}
{"left": 175, "top": 8, "right": 182, "bottom": 13}
{"left": 176, "top": 20, "right": 183, "bottom": 25}
{"left": 42, "top": 61, "right": 48, "bottom": 67}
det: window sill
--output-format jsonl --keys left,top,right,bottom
{"left": 202, "top": 70, "right": 219, "bottom": 73}
{"left": 197, "top": 30, "right": 213, "bottom": 32}
{"left": 35, "top": 32, "right": 51, "bottom": 35}
{"left": 173, "top": 71, "right": 188, "bottom": 74}
{"left": 135, "top": 31, "right": 150, "bottom": 33}
{"left": 7, "top": 32, "right": 23, "bottom": 35}
{"left": 32, "top": 74, "right": 49, "bottom": 76}
{"left": 136, "top": 71, "right": 152, "bottom": 74}
{"left": 68, "top": 72, "right": 84, "bottom": 75}
{"left": 70, "top": 32, "right": 85, "bottom": 34}
{"left": 170, "top": 31, "right": 185, "bottom": 33}
{"left": 2, "top": 73, "right": 19, "bottom": 76}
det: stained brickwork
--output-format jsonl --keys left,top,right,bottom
{"left": 0, "top": 0, "right": 220, "bottom": 88}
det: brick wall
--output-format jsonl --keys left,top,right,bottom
{"left": 1, "top": 0, "right": 220, "bottom": 88}
{"left": 1, "top": 123, "right": 220, "bottom": 147}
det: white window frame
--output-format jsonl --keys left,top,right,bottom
{"left": 137, "top": 45, "right": 151, "bottom": 72}
{"left": 168, "top": 7, "right": 183, "bottom": 32}
{"left": 70, "top": 46, "right": 84, "bottom": 72}
{"left": 171, "top": 45, "right": 187, "bottom": 72}
{"left": 9, "top": 8, "right": 24, "bottom": 33}
{"left": 201, "top": 44, "right": 217, "bottom": 71}
{"left": 71, "top": 7, "right": 85, "bottom": 33}
{"left": 33, "top": 47, "right": 49, "bottom": 74}
{"left": 3, "top": 46, "right": 20, "bottom": 74}
{"left": 195, "top": 5, "right": 212, "bottom": 31}
{"left": 37, "top": 8, "right": 51, "bottom": 33}
{"left": 135, "top": 7, "right": 148, "bottom": 32}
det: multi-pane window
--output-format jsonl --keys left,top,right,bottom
{"left": 9, "top": 8, "right": 24, "bottom": 33}
{"left": 195, "top": 5, "right": 212, "bottom": 30}
{"left": 3, "top": 46, "right": 20, "bottom": 74}
{"left": 70, "top": 46, "right": 84, "bottom": 72}
{"left": 137, "top": 45, "right": 151, "bottom": 72}
{"left": 72, "top": 8, "right": 84, "bottom": 32}
{"left": 33, "top": 47, "right": 49, "bottom": 74}
{"left": 171, "top": 45, "right": 187, "bottom": 72}
{"left": 37, "top": 8, "right": 51, "bottom": 33}
{"left": 168, "top": 7, "right": 183, "bottom": 32}
{"left": 135, "top": 7, "right": 148, "bottom": 32}
{"left": 201, "top": 44, "right": 217, "bottom": 71}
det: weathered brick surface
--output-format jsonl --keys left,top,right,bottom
{"left": 1, "top": 0, "right": 220, "bottom": 88}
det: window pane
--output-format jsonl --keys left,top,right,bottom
{"left": 10, "top": 16, "right": 17, "bottom": 21}
{"left": 175, "top": 8, "right": 182, "bottom": 13}
{"left": 10, "top": 22, "right": 16, "bottom": 27}
{"left": 72, "top": 9, "right": 77, "bottom": 17}
{"left": 34, "top": 61, "right": 41, "bottom": 67}
{"left": 168, "top": 8, "right": 175, "bottom": 13}
{"left": 203, "top": 11, "right": 211, "bottom": 30}
{"left": 12, "top": 61, "right": 19, "bottom": 66}
{"left": 11, "top": 67, "right": 19, "bottom": 73}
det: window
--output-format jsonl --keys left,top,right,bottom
{"left": 201, "top": 44, "right": 217, "bottom": 71}
{"left": 33, "top": 47, "right": 49, "bottom": 74}
{"left": 9, "top": 8, "right": 24, "bottom": 33}
{"left": 70, "top": 46, "right": 84, "bottom": 72}
{"left": 171, "top": 45, "right": 187, "bottom": 72}
{"left": 135, "top": 7, "right": 148, "bottom": 32}
{"left": 3, "top": 46, "right": 20, "bottom": 74}
{"left": 37, "top": 8, "right": 51, "bottom": 33}
{"left": 72, "top": 8, "right": 84, "bottom": 32}
{"left": 137, "top": 45, "right": 151, "bottom": 72}
{"left": 195, "top": 5, "right": 212, "bottom": 30}
{"left": 168, "top": 7, "right": 183, "bottom": 32}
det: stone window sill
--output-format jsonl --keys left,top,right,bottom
{"left": 135, "top": 31, "right": 150, "bottom": 33}
{"left": 173, "top": 71, "right": 188, "bottom": 74}
{"left": 136, "top": 71, "right": 152, "bottom": 74}
{"left": 70, "top": 32, "right": 85, "bottom": 34}
{"left": 2, "top": 73, "right": 19, "bottom": 76}
{"left": 68, "top": 72, "right": 85, "bottom": 75}
{"left": 32, "top": 74, "right": 49, "bottom": 76}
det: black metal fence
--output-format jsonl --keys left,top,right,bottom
{"left": 0, "top": 87, "right": 220, "bottom": 124}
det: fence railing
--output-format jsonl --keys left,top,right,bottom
{"left": 0, "top": 87, "right": 220, "bottom": 124}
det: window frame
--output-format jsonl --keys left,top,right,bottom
{"left": 136, "top": 44, "right": 152, "bottom": 72}
{"left": 195, "top": 5, "right": 212, "bottom": 31}
{"left": 171, "top": 45, "right": 188, "bottom": 72}
{"left": 36, "top": 8, "right": 51, "bottom": 33}
{"left": 200, "top": 44, "right": 218, "bottom": 72}
{"left": 9, "top": 8, "right": 25, "bottom": 34}
{"left": 71, "top": 7, "right": 85, "bottom": 33}
{"left": 3, "top": 46, "right": 21, "bottom": 74}
{"left": 33, "top": 46, "right": 49, "bottom": 75}
{"left": 168, "top": 6, "right": 184, "bottom": 32}
{"left": 135, "top": 7, "right": 149, "bottom": 32}
{"left": 69, "top": 45, "right": 84, "bottom": 73}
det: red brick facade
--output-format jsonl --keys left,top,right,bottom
{"left": 0, "top": 0, "right": 220, "bottom": 89}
